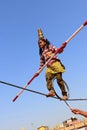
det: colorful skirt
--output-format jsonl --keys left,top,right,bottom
{"left": 46, "top": 60, "right": 65, "bottom": 74}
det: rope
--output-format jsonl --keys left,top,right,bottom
{"left": 0, "top": 80, "right": 87, "bottom": 101}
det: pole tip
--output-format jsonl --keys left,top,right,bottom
{"left": 13, "top": 95, "right": 18, "bottom": 102}
{"left": 83, "top": 21, "right": 87, "bottom": 26}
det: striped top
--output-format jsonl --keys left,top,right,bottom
{"left": 39, "top": 44, "right": 59, "bottom": 69}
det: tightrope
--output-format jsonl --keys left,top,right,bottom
{"left": 0, "top": 80, "right": 87, "bottom": 102}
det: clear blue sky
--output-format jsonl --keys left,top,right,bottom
{"left": 0, "top": 0, "right": 87, "bottom": 130}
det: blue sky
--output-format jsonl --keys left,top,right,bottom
{"left": 0, "top": 0, "right": 87, "bottom": 130}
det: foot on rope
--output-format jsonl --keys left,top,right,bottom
{"left": 61, "top": 95, "right": 68, "bottom": 100}
{"left": 46, "top": 90, "right": 55, "bottom": 97}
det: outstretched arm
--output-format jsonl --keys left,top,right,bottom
{"left": 71, "top": 108, "right": 87, "bottom": 118}
{"left": 56, "top": 42, "right": 67, "bottom": 54}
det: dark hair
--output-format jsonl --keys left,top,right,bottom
{"left": 38, "top": 39, "right": 51, "bottom": 55}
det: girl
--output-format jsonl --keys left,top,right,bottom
{"left": 37, "top": 29, "right": 68, "bottom": 100}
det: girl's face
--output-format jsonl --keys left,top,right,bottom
{"left": 38, "top": 39, "right": 46, "bottom": 48}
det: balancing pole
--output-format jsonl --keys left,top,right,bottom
{"left": 13, "top": 21, "right": 87, "bottom": 102}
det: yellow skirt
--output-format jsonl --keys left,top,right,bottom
{"left": 46, "top": 61, "right": 65, "bottom": 74}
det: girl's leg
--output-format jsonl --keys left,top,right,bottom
{"left": 46, "top": 72, "right": 55, "bottom": 90}
{"left": 56, "top": 73, "right": 67, "bottom": 98}
{"left": 45, "top": 72, "right": 55, "bottom": 97}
